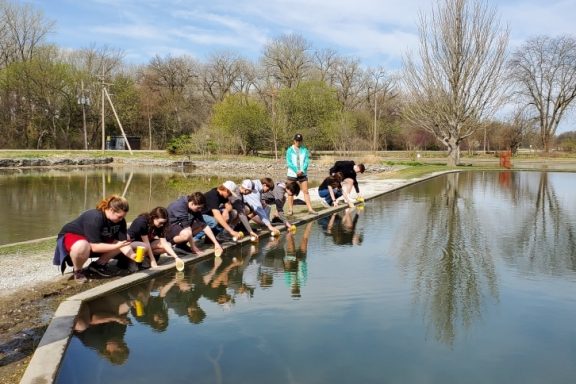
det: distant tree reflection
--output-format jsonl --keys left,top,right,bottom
{"left": 503, "top": 172, "right": 576, "bottom": 273}
{"left": 396, "top": 172, "right": 498, "bottom": 345}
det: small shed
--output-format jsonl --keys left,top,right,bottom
{"left": 106, "top": 136, "right": 141, "bottom": 150}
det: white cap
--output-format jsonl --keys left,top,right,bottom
{"left": 241, "top": 179, "right": 254, "bottom": 191}
{"left": 222, "top": 181, "right": 238, "bottom": 197}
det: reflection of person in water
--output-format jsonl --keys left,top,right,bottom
{"left": 198, "top": 256, "right": 243, "bottom": 308}
{"left": 130, "top": 277, "right": 171, "bottom": 332}
{"left": 162, "top": 271, "right": 206, "bottom": 324}
{"left": 319, "top": 208, "right": 363, "bottom": 246}
{"left": 73, "top": 293, "right": 131, "bottom": 365}
{"left": 283, "top": 222, "right": 313, "bottom": 298}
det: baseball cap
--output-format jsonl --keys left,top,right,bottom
{"left": 222, "top": 181, "right": 238, "bottom": 197}
{"left": 293, "top": 133, "right": 303, "bottom": 141}
{"left": 241, "top": 179, "right": 254, "bottom": 191}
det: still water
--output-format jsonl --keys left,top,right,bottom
{"left": 0, "top": 167, "right": 228, "bottom": 245}
{"left": 56, "top": 171, "right": 576, "bottom": 384}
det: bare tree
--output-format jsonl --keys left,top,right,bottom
{"left": 509, "top": 35, "right": 576, "bottom": 153}
{"left": 0, "top": 0, "right": 54, "bottom": 67}
{"left": 261, "top": 33, "right": 311, "bottom": 89}
{"left": 202, "top": 51, "right": 246, "bottom": 102}
{"left": 402, "top": 0, "right": 509, "bottom": 166}
{"left": 145, "top": 54, "right": 199, "bottom": 134}
{"left": 311, "top": 47, "right": 339, "bottom": 84}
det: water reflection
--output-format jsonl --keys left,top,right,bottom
{"left": 73, "top": 292, "right": 132, "bottom": 365}
{"left": 318, "top": 208, "right": 363, "bottom": 246}
{"left": 396, "top": 172, "right": 498, "bottom": 345}
{"left": 502, "top": 172, "right": 576, "bottom": 274}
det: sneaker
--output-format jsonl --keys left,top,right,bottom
{"left": 320, "top": 199, "right": 330, "bottom": 208}
{"left": 88, "top": 261, "right": 114, "bottom": 277}
{"left": 73, "top": 269, "right": 88, "bottom": 284}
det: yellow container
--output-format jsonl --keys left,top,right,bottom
{"left": 175, "top": 258, "right": 185, "bottom": 271}
{"left": 134, "top": 299, "right": 144, "bottom": 316}
{"left": 135, "top": 246, "right": 146, "bottom": 263}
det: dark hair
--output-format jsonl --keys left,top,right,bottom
{"left": 261, "top": 177, "right": 274, "bottom": 190}
{"left": 138, "top": 206, "right": 169, "bottom": 237}
{"left": 285, "top": 180, "right": 301, "bottom": 196}
{"left": 357, "top": 163, "right": 365, "bottom": 173}
{"left": 188, "top": 192, "right": 206, "bottom": 206}
{"left": 96, "top": 195, "right": 129, "bottom": 213}
{"left": 327, "top": 173, "right": 343, "bottom": 189}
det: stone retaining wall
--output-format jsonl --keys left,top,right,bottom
{"left": 0, "top": 157, "right": 114, "bottom": 167}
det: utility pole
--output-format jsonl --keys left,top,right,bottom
{"left": 100, "top": 69, "right": 106, "bottom": 151}
{"left": 99, "top": 69, "right": 133, "bottom": 155}
{"left": 78, "top": 80, "right": 89, "bottom": 150}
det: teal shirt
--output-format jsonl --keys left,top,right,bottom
{"left": 286, "top": 144, "right": 310, "bottom": 178}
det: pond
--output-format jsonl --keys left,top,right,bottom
{"left": 0, "top": 167, "right": 230, "bottom": 245}
{"left": 55, "top": 171, "right": 576, "bottom": 384}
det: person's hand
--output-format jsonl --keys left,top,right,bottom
{"left": 297, "top": 170, "right": 303, "bottom": 177}
{"left": 118, "top": 239, "right": 132, "bottom": 248}
{"left": 333, "top": 201, "right": 338, "bottom": 207}
{"left": 249, "top": 231, "right": 259, "bottom": 240}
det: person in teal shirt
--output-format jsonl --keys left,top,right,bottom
{"left": 285, "top": 133, "right": 317, "bottom": 215}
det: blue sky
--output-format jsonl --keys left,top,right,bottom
{"left": 27, "top": 0, "right": 576, "bottom": 70}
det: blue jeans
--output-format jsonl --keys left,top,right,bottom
{"left": 318, "top": 188, "right": 342, "bottom": 205}
{"left": 193, "top": 214, "right": 220, "bottom": 241}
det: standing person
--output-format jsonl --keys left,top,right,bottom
{"left": 127, "top": 206, "right": 182, "bottom": 269}
{"left": 166, "top": 192, "right": 223, "bottom": 255}
{"left": 318, "top": 172, "right": 343, "bottom": 208}
{"left": 286, "top": 133, "right": 317, "bottom": 215}
{"left": 261, "top": 180, "right": 300, "bottom": 230}
{"left": 329, "top": 160, "right": 366, "bottom": 204}
{"left": 53, "top": 195, "right": 135, "bottom": 283}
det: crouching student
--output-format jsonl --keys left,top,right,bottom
{"left": 240, "top": 178, "right": 280, "bottom": 236}
{"left": 227, "top": 180, "right": 259, "bottom": 240}
{"left": 194, "top": 181, "right": 244, "bottom": 243}
{"left": 329, "top": 160, "right": 365, "bottom": 203}
{"left": 128, "top": 206, "right": 182, "bottom": 269}
{"left": 261, "top": 180, "right": 300, "bottom": 229}
{"left": 166, "top": 192, "right": 223, "bottom": 255}
{"left": 318, "top": 172, "right": 343, "bottom": 208}
{"left": 53, "top": 195, "right": 136, "bottom": 283}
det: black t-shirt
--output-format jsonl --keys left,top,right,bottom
{"left": 59, "top": 209, "right": 127, "bottom": 243}
{"left": 330, "top": 161, "right": 359, "bottom": 193}
{"left": 128, "top": 215, "right": 164, "bottom": 241}
{"left": 167, "top": 196, "right": 205, "bottom": 227}
{"left": 202, "top": 188, "right": 228, "bottom": 216}
{"left": 318, "top": 175, "right": 341, "bottom": 191}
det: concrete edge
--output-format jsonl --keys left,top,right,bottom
{"left": 19, "top": 170, "right": 456, "bottom": 384}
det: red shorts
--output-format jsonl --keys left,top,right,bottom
{"left": 63, "top": 233, "right": 88, "bottom": 253}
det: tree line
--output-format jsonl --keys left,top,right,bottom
{"left": 1, "top": 0, "right": 576, "bottom": 164}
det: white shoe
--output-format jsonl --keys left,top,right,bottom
{"left": 320, "top": 199, "right": 330, "bottom": 208}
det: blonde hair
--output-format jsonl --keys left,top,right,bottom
{"left": 96, "top": 195, "right": 129, "bottom": 213}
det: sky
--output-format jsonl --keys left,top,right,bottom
{"left": 25, "top": 0, "right": 576, "bottom": 71}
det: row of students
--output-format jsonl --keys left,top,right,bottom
{"left": 53, "top": 159, "right": 363, "bottom": 283}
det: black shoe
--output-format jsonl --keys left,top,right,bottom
{"left": 271, "top": 217, "right": 282, "bottom": 224}
{"left": 88, "top": 262, "right": 114, "bottom": 277}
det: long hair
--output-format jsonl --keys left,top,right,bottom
{"left": 138, "top": 206, "right": 169, "bottom": 237}
{"left": 96, "top": 195, "right": 129, "bottom": 213}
